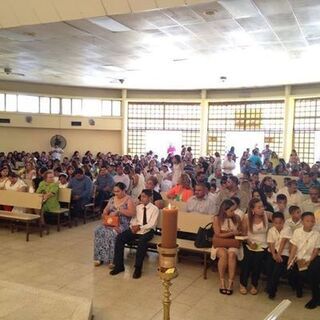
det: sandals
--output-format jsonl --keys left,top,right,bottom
{"left": 219, "top": 279, "right": 227, "bottom": 295}
{"left": 239, "top": 285, "right": 248, "bottom": 295}
{"left": 250, "top": 287, "right": 258, "bottom": 295}
{"left": 226, "top": 280, "right": 234, "bottom": 295}
{"left": 94, "top": 260, "right": 102, "bottom": 267}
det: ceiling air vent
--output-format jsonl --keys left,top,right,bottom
{"left": 0, "top": 118, "right": 10, "bottom": 124}
{"left": 71, "top": 121, "right": 82, "bottom": 126}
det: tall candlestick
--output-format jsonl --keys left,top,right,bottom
{"left": 161, "top": 204, "right": 178, "bottom": 249}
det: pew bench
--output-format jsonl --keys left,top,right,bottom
{"left": 0, "top": 190, "right": 43, "bottom": 241}
{"left": 129, "top": 210, "right": 213, "bottom": 279}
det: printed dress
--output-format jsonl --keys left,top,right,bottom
{"left": 93, "top": 197, "right": 131, "bottom": 264}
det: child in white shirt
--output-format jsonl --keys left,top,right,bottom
{"left": 266, "top": 212, "right": 290, "bottom": 299}
{"left": 288, "top": 212, "right": 320, "bottom": 309}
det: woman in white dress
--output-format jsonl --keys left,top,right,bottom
{"left": 171, "top": 155, "right": 183, "bottom": 186}
{"left": 212, "top": 199, "right": 242, "bottom": 295}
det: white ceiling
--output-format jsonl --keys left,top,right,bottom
{"left": 1, "top": 0, "right": 320, "bottom": 89}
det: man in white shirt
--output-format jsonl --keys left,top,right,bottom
{"left": 113, "top": 165, "right": 130, "bottom": 191}
{"left": 301, "top": 186, "right": 320, "bottom": 214}
{"left": 186, "top": 183, "right": 216, "bottom": 214}
{"left": 111, "top": 189, "right": 159, "bottom": 279}
{"left": 222, "top": 153, "right": 236, "bottom": 175}
{"left": 51, "top": 145, "right": 64, "bottom": 161}
{"left": 277, "top": 180, "right": 303, "bottom": 208}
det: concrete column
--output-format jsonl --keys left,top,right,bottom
{"left": 283, "top": 85, "right": 294, "bottom": 161}
{"left": 200, "top": 89, "right": 209, "bottom": 156}
{"left": 121, "top": 89, "right": 128, "bottom": 154}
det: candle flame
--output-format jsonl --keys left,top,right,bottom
{"left": 168, "top": 203, "right": 172, "bottom": 209}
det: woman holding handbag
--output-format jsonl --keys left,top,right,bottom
{"left": 93, "top": 182, "right": 136, "bottom": 267}
{"left": 239, "top": 198, "right": 269, "bottom": 295}
{"left": 212, "top": 199, "right": 242, "bottom": 295}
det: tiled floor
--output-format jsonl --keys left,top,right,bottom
{"left": 0, "top": 221, "right": 319, "bottom": 320}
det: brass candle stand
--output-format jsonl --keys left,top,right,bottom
{"left": 157, "top": 244, "right": 179, "bottom": 320}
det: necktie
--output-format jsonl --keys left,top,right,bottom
{"left": 143, "top": 206, "right": 147, "bottom": 225}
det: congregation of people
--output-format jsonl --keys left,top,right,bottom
{"left": 0, "top": 144, "right": 320, "bottom": 309}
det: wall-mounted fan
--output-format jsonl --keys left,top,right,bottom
{"left": 0, "top": 67, "right": 25, "bottom": 77}
{"left": 50, "top": 135, "right": 67, "bottom": 149}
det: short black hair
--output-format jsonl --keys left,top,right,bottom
{"left": 229, "top": 176, "right": 239, "bottom": 185}
{"left": 302, "top": 211, "right": 315, "bottom": 219}
{"left": 221, "top": 176, "right": 228, "bottom": 185}
{"left": 289, "top": 205, "right": 300, "bottom": 215}
{"left": 272, "top": 212, "right": 285, "bottom": 221}
{"left": 74, "top": 168, "right": 84, "bottom": 175}
{"left": 276, "top": 194, "right": 287, "bottom": 202}
{"left": 141, "top": 189, "right": 153, "bottom": 198}
{"left": 114, "top": 182, "right": 126, "bottom": 191}
{"left": 264, "top": 185, "right": 273, "bottom": 193}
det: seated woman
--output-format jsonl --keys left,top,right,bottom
{"left": 212, "top": 199, "right": 242, "bottom": 295}
{"left": 240, "top": 198, "right": 269, "bottom": 295}
{"left": 22, "top": 161, "right": 36, "bottom": 180}
{"left": 0, "top": 166, "right": 10, "bottom": 190}
{"left": 166, "top": 173, "right": 193, "bottom": 202}
{"left": 36, "top": 170, "right": 60, "bottom": 221}
{"left": 4, "top": 172, "right": 28, "bottom": 212}
{"left": 93, "top": 182, "right": 136, "bottom": 267}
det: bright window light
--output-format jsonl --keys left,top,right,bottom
{"left": 82, "top": 99, "right": 101, "bottom": 117}
{"left": 72, "top": 99, "right": 82, "bottom": 115}
{"left": 40, "top": 97, "right": 50, "bottom": 113}
{"left": 102, "top": 100, "right": 112, "bottom": 116}
{"left": 51, "top": 98, "right": 60, "bottom": 114}
{"left": 112, "top": 100, "right": 121, "bottom": 116}
{"left": 17, "top": 95, "right": 39, "bottom": 113}
{"left": 0, "top": 94, "right": 4, "bottom": 111}
{"left": 6, "top": 94, "right": 17, "bottom": 112}
{"left": 62, "top": 98, "right": 71, "bottom": 115}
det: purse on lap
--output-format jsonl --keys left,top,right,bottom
{"left": 103, "top": 214, "right": 120, "bottom": 227}
{"left": 212, "top": 235, "right": 240, "bottom": 249}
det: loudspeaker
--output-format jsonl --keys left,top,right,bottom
{"left": 89, "top": 119, "right": 95, "bottom": 126}
{"left": 25, "top": 115, "right": 32, "bottom": 123}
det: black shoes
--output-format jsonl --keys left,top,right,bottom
{"left": 132, "top": 268, "right": 142, "bottom": 279}
{"left": 296, "top": 287, "right": 303, "bottom": 298}
{"left": 109, "top": 267, "right": 125, "bottom": 276}
{"left": 305, "top": 299, "right": 319, "bottom": 309}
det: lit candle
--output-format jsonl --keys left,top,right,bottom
{"left": 161, "top": 203, "right": 178, "bottom": 249}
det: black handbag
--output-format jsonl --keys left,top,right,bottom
{"left": 194, "top": 222, "right": 214, "bottom": 248}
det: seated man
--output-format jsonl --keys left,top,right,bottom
{"left": 110, "top": 189, "right": 159, "bottom": 279}
{"left": 68, "top": 168, "right": 93, "bottom": 218}
{"left": 297, "top": 172, "right": 318, "bottom": 195}
{"left": 278, "top": 180, "right": 303, "bottom": 208}
{"left": 94, "top": 165, "right": 114, "bottom": 210}
{"left": 301, "top": 186, "right": 320, "bottom": 214}
{"left": 186, "top": 182, "right": 215, "bottom": 214}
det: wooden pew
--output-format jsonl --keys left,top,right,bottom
{"left": 149, "top": 211, "right": 213, "bottom": 279}
{"left": 0, "top": 190, "right": 43, "bottom": 241}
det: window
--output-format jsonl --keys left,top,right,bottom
{"left": 0, "top": 94, "right": 4, "bottom": 111}
{"left": 102, "top": 100, "right": 112, "bottom": 116}
{"left": 82, "top": 99, "right": 101, "bottom": 116}
{"left": 0, "top": 92, "right": 120, "bottom": 117}
{"left": 112, "top": 100, "right": 121, "bottom": 116}
{"left": 207, "top": 101, "right": 285, "bottom": 157}
{"left": 40, "top": 97, "right": 50, "bottom": 113}
{"left": 51, "top": 98, "right": 60, "bottom": 114}
{"left": 293, "top": 98, "right": 320, "bottom": 164}
{"left": 62, "top": 98, "right": 71, "bottom": 115}
{"left": 5, "top": 94, "right": 17, "bottom": 112}
{"left": 127, "top": 102, "right": 201, "bottom": 156}
{"left": 17, "top": 95, "right": 39, "bottom": 113}
{"left": 72, "top": 99, "right": 82, "bottom": 115}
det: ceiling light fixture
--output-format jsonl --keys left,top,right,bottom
{"left": 89, "top": 17, "right": 131, "bottom": 32}
{"left": 204, "top": 9, "right": 217, "bottom": 16}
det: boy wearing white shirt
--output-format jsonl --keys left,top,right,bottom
{"left": 284, "top": 206, "right": 302, "bottom": 234}
{"left": 111, "top": 189, "right": 159, "bottom": 279}
{"left": 288, "top": 212, "right": 320, "bottom": 309}
{"left": 266, "top": 212, "right": 290, "bottom": 299}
